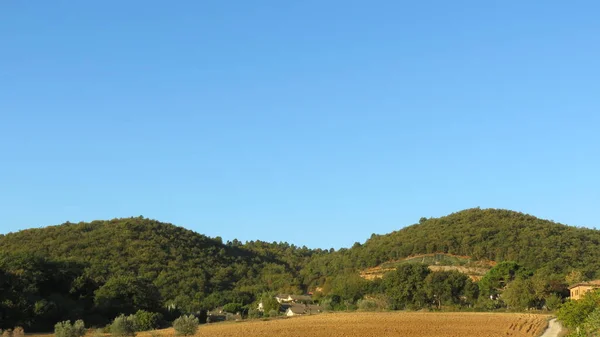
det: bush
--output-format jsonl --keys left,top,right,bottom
{"left": 267, "top": 309, "right": 279, "bottom": 317}
{"left": 222, "top": 303, "right": 243, "bottom": 314}
{"left": 558, "top": 291, "right": 600, "bottom": 329}
{"left": 133, "top": 310, "right": 163, "bottom": 331}
{"left": 579, "top": 308, "right": 600, "bottom": 337}
{"left": 54, "top": 320, "right": 86, "bottom": 337}
{"left": 93, "top": 328, "right": 104, "bottom": 337}
{"left": 110, "top": 315, "right": 136, "bottom": 337}
{"left": 357, "top": 295, "right": 391, "bottom": 311}
{"left": 12, "top": 327, "right": 24, "bottom": 337}
{"left": 173, "top": 315, "right": 198, "bottom": 336}
{"left": 247, "top": 308, "right": 262, "bottom": 319}
{"left": 1, "top": 329, "right": 10, "bottom": 337}
{"left": 544, "top": 294, "right": 562, "bottom": 311}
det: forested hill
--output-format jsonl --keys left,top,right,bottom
{"left": 2, "top": 209, "right": 600, "bottom": 330}
{"left": 0, "top": 217, "right": 324, "bottom": 329}
{"left": 302, "top": 208, "right": 600, "bottom": 288}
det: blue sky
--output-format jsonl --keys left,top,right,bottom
{"left": 1, "top": 1, "right": 599, "bottom": 249}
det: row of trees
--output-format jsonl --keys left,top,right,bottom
{"left": 313, "top": 264, "right": 477, "bottom": 311}
{"left": 317, "top": 261, "right": 572, "bottom": 312}
{"left": 54, "top": 314, "right": 199, "bottom": 337}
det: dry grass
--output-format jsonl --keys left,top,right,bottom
{"left": 142, "top": 312, "right": 550, "bottom": 337}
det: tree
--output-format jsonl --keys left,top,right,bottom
{"left": 257, "top": 293, "right": 279, "bottom": 313}
{"left": 94, "top": 276, "right": 162, "bottom": 318}
{"left": 558, "top": 290, "right": 600, "bottom": 329}
{"left": 222, "top": 303, "right": 243, "bottom": 314}
{"left": 478, "top": 261, "right": 531, "bottom": 298}
{"left": 173, "top": 315, "right": 198, "bottom": 336}
{"left": 110, "top": 315, "right": 136, "bottom": 337}
{"left": 502, "top": 277, "right": 536, "bottom": 310}
{"left": 326, "top": 273, "right": 368, "bottom": 304}
{"left": 424, "top": 271, "right": 471, "bottom": 309}
{"left": 54, "top": 320, "right": 86, "bottom": 337}
{"left": 383, "top": 264, "right": 430, "bottom": 309}
{"left": 565, "top": 270, "right": 584, "bottom": 286}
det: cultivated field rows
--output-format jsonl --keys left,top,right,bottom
{"left": 138, "top": 312, "right": 552, "bottom": 337}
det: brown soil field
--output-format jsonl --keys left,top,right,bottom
{"left": 139, "top": 312, "right": 551, "bottom": 337}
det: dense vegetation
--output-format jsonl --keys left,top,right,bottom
{"left": 0, "top": 217, "right": 323, "bottom": 330}
{"left": 1, "top": 208, "right": 599, "bottom": 331}
{"left": 558, "top": 290, "right": 600, "bottom": 336}
{"left": 303, "top": 208, "right": 600, "bottom": 288}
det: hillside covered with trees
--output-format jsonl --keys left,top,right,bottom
{"left": 1, "top": 208, "right": 599, "bottom": 331}
{"left": 302, "top": 208, "right": 600, "bottom": 288}
{"left": 0, "top": 217, "right": 324, "bottom": 330}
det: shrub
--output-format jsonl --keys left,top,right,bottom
{"left": 1, "top": 329, "right": 10, "bottom": 337}
{"left": 12, "top": 327, "right": 24, "bottom": 337}
{"left": 102, "top": 325, "right": 111, "bottom": 334}
{"left": 247, "top": 308, "right": 262, "bottom": 319}
{"left": 110, "top": 315, "right": 136, "bottom": 337}
{"left": 93, "top": 328, "right": 104, "bottom": 337}
{"left": 357, "top": 295, "right": 391, "bottom": 312}
{"left": 133, "top": 310, "right": 162, "bottom": 331}
{"left": 580, "top": 308, "right": 600, "bottom": 337}
{"left": 173, "top": 315, "right": 198, "bottom": 336}
{"left": 54, "top": 320, "right": 86, "bottom": 337}
{"left": 544, "top": 294, "right": 562, "bottom": 311}
{"left": 267, "top": 309, "right": 279, "bottom": 317}
{"left": 558, "top": 292, "right": 600, "bottom": 329}
{"left": 222, "top": 303, "right": 243, "bottom": 314}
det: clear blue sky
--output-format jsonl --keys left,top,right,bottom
{"left": 1, "top": 1, "right": 599, "bottom": 249}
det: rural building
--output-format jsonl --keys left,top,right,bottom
{"left": 569, "top": 280, "right": 600, "bottom": 300}
{"left": 285, "top": 304, "right": 306, "bottom": 316}
{"left": 285, "top": 303, "right": 322, "bottom": 316}
{"left": 259, "top": 294, "right": 318, "bottom": 314}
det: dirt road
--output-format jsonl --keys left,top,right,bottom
{"left": 539, "top": 319, "right": 564, "bottom": 337}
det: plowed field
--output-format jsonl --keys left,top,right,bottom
{"left": 141, "top": 312, "right": 551, "bottom": 337}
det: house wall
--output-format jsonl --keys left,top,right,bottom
{"left": 570, "top": 285, "right": 598, "bottom": 300}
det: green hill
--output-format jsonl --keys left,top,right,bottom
{"left": 0, "top": 217, "right": 322, "bottom": 330}
{"left": 302, "top": 208, "right": 600, "bottom": 288}
{"left": 2, "top": 208, "right": 600, "bottom": 331}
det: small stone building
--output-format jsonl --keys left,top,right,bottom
{"left": 569, "top": 280, "right": 600, "bottom": 300}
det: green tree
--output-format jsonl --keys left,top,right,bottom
{"left": 54, "top": 320, "right": 86, "bottom": 337}
{"left": 222, "top": 303, "right": 243, "bottom": 314}
{"left": 326, "top": 273, "right": 368, "bottom": 304}
{"left": 258, "top": 293, "right": 279, "bottom": 313}
{"left": 132, "top": 310, "right": 162, "bottom": 332}
{"left": 557, "top": 290, "right": 600, "bottom": 329}
{"left": 502, "top": 277, "right": 536, "bottom": 310}
{"left": 94, "top": 276, "right": 162, "bottom": 317}
{"left": 173, "top": 315, "right": 198, "bottom": 336}
{"left": 424, "top": 271, "right": 472, "bottom": 309}
{"left": 110, "top": 315, "right": 136, "bottom": 337}
{"left": 383, "top": 264, "right": 430, "bottom": 309}
{"left": 478, "top": 261, "right": 531, "bottom": 298}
